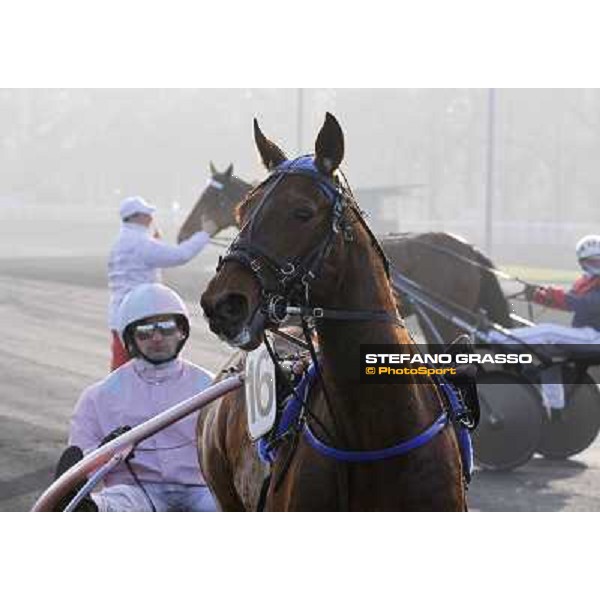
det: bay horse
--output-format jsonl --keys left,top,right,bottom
{"left": 199, "top": 113, "right": 467, "bottom": 510}
{"left": 179, "top": 167, "right": 511, "bottom": 345}
{"left": 385, "top": 231, "right": 512, "bottom": 344}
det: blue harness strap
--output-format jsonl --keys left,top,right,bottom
{"left": 435, "top": 377, "right": 474, "bottom": 480}
{"left": 257, "top": 365, "right": 473, "bottom": 481}
{"left": 303, "top": 412, "right": 449, "bottom": 462}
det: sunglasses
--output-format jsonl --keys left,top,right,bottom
{"left": 133, "top": 319, "right": 180, "bottom": 341}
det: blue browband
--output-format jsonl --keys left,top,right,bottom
{"left": 272, "top": 156, "right": 342, "bottom": 204}
{"left": 258, "top": 364, "right": 473, "bottom": 477}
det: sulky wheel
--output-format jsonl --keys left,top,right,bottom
{"left": 472, "top": 370, "right": 544, "bottom": 471}
{"left": 536, "top": 373, "right": 600, "bottom": 460}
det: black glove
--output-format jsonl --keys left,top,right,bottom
{"left": 99, "top": 425, "right": 132, "bottom": 447}
{"left": 53, "top": 446, "right": 98, "bottom": 511}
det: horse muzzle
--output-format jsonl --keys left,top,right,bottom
{"left": 201, "top": 292, "right": 266, "bottom": 350}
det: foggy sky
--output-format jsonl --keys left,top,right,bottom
{"left": 2, "top": 89, "right": 599, "bottom": 266}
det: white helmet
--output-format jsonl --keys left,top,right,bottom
{"left": 576, "top": 235, "right": 600, "bottom": 261}
{"left": 118, "top": 283, "right": 189, "bottom": 338}
{"left": 118, "top": 284, "right": 190, "bottom": 365}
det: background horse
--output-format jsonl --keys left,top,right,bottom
{"left": 384, "top": 231, "right": 512, "bottom": 343}
{"left": 199, "top": 113, "right": 466, "bottom": 511}
{"left": 179, "top": 165, "right": 511, "bottom": 345}
{"left": 177, "top": 162, "right": 253, "bottom": 244}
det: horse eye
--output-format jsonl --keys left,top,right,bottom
{"left": 293, "top": 207, "right": 315, "bottom": 221}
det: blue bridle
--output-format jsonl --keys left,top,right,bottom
{"left": 271, "top": 156, "right": 343, "bottom": 204}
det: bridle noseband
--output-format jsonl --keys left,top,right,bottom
{"left": 216, "top": 155, "right": 403, "bottom": 329}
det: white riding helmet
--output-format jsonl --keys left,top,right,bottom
{"left": 576, "top": 235, "right": 600, "bottom": 276}
{"left": 576, "top": 235, "right": 600, "bottom": 261}
{"left": 118, "top": 283, "right": 190, "bottom": 363}
{"left": 118, "top": 283, "right": 189, "bottom": 338}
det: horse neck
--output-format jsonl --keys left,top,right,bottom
{"left": 313, "top": 229, "right": 413, "bottom": 378}
{"left": 310, "top": 234, "right": 437, "bottom": 446}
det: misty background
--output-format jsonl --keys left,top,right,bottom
{"left": 1, "top": 88, "right": 599, "bottom": 269}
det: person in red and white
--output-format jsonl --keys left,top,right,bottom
{"left": 488, "top": 235, "right": 600, "bottom": 345}
{"left": 57, "top": 283, "right": 218, "bottom": 512}
{"left": 108, "top": 196, "right": 217, "bottom": 371}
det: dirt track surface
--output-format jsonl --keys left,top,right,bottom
{"left": 1, "top": 256, "right": 600, "bottom": 512}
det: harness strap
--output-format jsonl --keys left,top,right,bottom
{"left": 435, "top": 377, "right": 474, "bottom": 482}
{"left": 383, "top": 232, "right": 528, "bottom": 285}
{"left": 300, "top": 317, "right": 344, "bottom": 447}
{"left": 256, "top": 473, "right": 271, "bottom": 512}
{"left": 257, "top": 365, "right": 474, "bottom": 483}
{"left": 287, "top": 306, "right": 405, "bottom": 327}
{"left": 271, "top": 328, "right": 310, "bottom": 350}
{"left": 302, "top": 412, "right": 449, "bottom": 462}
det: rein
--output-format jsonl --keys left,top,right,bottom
{"left": 387, "top": 232, "right": 538, "bottom": 317}
{"left": 384, "top": 232, "right": 532, "bottom": 287}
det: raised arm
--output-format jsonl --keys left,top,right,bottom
{"left": 140, "top": 231, "right": 210, "bottom": 268}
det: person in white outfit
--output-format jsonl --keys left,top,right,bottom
{"left": 108, "top": 196, "right": 217, "bottom": 370}
{"left": 57, "top": 283, "right": 218, "bottom": 512}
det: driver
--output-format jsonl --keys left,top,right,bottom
{"left": 488, "top": 234, "right": 600, "bottom": 345}
{"left": 56, "top": 283, "right": 218, "bottom": 511}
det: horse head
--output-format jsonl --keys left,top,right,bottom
{"left": 201, "top": 112, "right": 384, "bottom": 350}
{"left": 177, "top": 162, "right": 251, "bottom": 243}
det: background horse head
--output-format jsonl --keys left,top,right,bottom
{"left": 199, "top": 113, "right": 466, "bottom": 510}
{"left": 177, "top": 162, "right": 252, "bottom": 243}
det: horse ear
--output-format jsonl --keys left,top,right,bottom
{"left": 254, "top": 118, "right": 287, "bottom": 171}
{"left": 314, "top": 112, "right": 344, "bottom": 176}
{"left": 209, "top": 161, "right": 217, "bottom": 176}
{"left": 224, "top": 164, "right": 234, "bottom": 179}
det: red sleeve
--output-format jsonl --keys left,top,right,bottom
{"left": 571, "top": 275, "right": 600, "bottom": 295}
{"left": 533, "top": 286, "right": 568, "bottom": 310}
